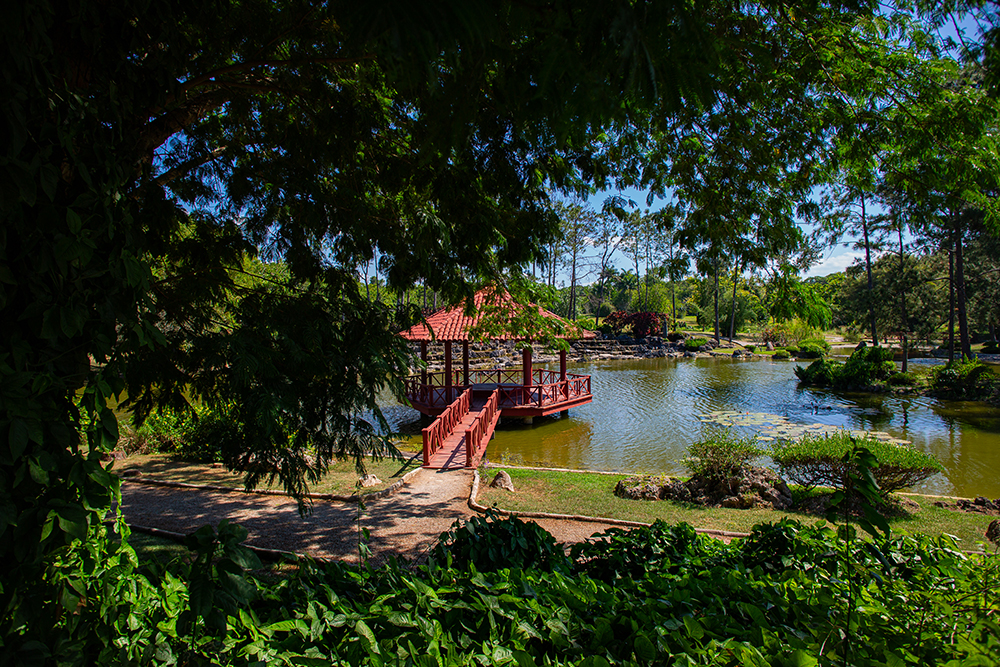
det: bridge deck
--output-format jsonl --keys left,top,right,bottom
{"left": 424, "top": 409, "right": 481, "bottom": 470}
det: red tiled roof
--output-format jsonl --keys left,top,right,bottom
{"left": 399, "top": 289, "right": 596, "bottom": 342}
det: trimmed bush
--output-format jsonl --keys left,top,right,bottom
{"left": 685, "top": 337, "right": 709, "bottom": 351}
{"left": 840, "top": 345, "right": 895, "bottom": 386}
{"left": 797, "top": 345, "right": 895, "bottom": 388}
{"left": 745, "top": 344, "right": 757, "bottom": 352}
{"left": 771, "top": 432, "right": 943, "bottom": 495}
{"left": 887, "top": 371, "right": 919, "bottom": 386}
{"left": 795, "top": 342, "right": 826, "bottom": 359}
{"left": 931, "top": 359, "right": 997, "bottom": 397}
{"left": 773, "top": 349, "right": 791, "bottom": 360}
{"left": 684, "top": 433, "right": 764, "bottom": 484}
{"left": 783, "top": 345, "right": 800, "bottom": 355}
{"left": 798, "top": 337, "right": 831, "bottom": 353}
{"left": 794, "top": 358, "right": 840, "bottom": 386}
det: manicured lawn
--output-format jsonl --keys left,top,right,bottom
{"left": 478, "top": 466, "right": 996, "bottom": 550}
{"left": 115, "top": 450, "right": 422, "bottom": 496}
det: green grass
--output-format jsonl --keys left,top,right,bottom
{"left": 478, "top": 467, "right": 994, "bottom": 549}
{"left": 126, "top": 530, "right": 191, "bottom": 564}
{"left": 115, "top": 450, "right": 422, "bottom": 496}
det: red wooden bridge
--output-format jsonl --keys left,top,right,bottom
{"left": 401, "top": 288, "right": 596, "bottom": 469}
{"left": 421, "top": 387, "right": 501, "bottom": 469}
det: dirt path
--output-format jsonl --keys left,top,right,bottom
{"left": 120, "top": 468, "right": 622, "bottom": 563}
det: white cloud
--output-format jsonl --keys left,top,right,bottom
{"left": 804, "top": 249, "right": 866, "bottom": 278}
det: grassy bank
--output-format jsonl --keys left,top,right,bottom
{"left": 115, "top": 451, "right": 422, "bottom": 496}
{"left": 478, "top": 466, "right": 995, "bottom": 549}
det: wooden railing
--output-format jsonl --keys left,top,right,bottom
{"left": 421, "top": 388, "right": 472, "bottom": 466}
{"left": 464, "top": 389, "right": 500, "bottom": 467}
{"left": 406, "top": 369, "right": 591, "bottom": 411}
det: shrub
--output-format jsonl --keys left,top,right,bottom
{"left": 685, "top": 336, "right": 708, "bottom": 351}
{"left": 118, "top": 406, "right": 194, "bottom": 454}
{"left": 931, "top": 359, "right": 997, "bottom": 397}
{"left": 794, "top": 358, "right": 840, "bottom": 386}
{"left": 783, "top": 345, "right": 799, "bottom": 355}
{"left": 602, "top": 310, "right": 630, "bottom": 335}
{"left": 771, "top": 432, "right": 943, "bottom": 495}
{"left": 629, "top": 311, "right": 665, "bottom": 337}
{"left": 570, "top": 521, "right": 716, "bottom": 582}
{"left": 745, "top": 344, "right": 757, "bottom": 352}
{"left": 798, "top": 337, "right": 831, "bottom": 353}
{"left": 684, "top": 433, "right": 763, "bottom": 484}
{"left": 795, "top": 342, "right": 825, "bottom": 359}
{"left": 432, "top": 510, "right": 569, "bottom": 573}
{"left": 887, "top": 371, "right": 919, "bottom": 386}
{"left": 773, "top": 349, "right": 791, "bottom": 360}
{"left": 840, "top": 345, "right": 895, "bottom": 386}
{"left": 795, "top": 345, "right": 896, "bottom": 388}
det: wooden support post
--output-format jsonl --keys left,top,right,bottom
{"left": 522, "top": 346, "right": 532, "bottom": 407}
{"left": 463, "top": 340, "right": 470, "bottom": 387}
{"left": 560, "top": 349, "right": 568, "bottom": 400}
{"left": 445, "top": 341, "right": 452, "bottom": 404}
{"left": 421, "top": 341, "right": 428, "bottom": 386}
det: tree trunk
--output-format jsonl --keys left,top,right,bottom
{"left": 713, "top": 256, "right": 720, "bottom": 345}
{"left": 861, "top": 194, "right": 878, "bottom": 346}
{"left": 897, "top": 224, "right": 908, "bottom": 373}
{"left": 671, "top": 278, "right": 676, "bottom": 330}
{"left": 569, "top": 247, "right": 578, "bottom": 320}
{"left": 954, "top": 222, "right": 972, "bottom": 360}
{"left": 728, "top": 263, "right": 739, "bottom": 342}
{"left": 948, "top": 239, "right": 955, "bottom": 363}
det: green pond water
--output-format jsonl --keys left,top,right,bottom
{"left": 384, "top": 357, "right": 1000, "bottom": 499}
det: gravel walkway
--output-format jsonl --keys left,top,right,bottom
{"left": 120, "top": 468, "right": 622, "bottom": 563}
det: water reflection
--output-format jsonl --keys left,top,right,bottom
{"left": 382, "top": 357, "right": 1000, "bottom": 498}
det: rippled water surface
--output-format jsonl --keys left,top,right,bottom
{"left": 383, "top": 358, "right": 1000, "bottom": 498}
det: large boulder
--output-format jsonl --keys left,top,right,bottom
{"left": 490, "top": 470, "right": 515, "bottom": 492}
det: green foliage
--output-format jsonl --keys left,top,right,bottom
{"left": 795, "top": 358, "right": 841, "bottom": 386}
{"left": 118, "top": 407, "right": 195, "bottom": 455}
{"left": 431, "top": 510, "right": 569, "bottom": 574}
{"left": 840, "top": 345, "right": 896, "bottom": 385}
{"left": 570, "top": 521, "right": 718, "bottom": 583}
{"left": 685, "top": 337, "right": 709, "bottom": 350}
{"left": 94, "top": 516, "right": 1000, "bottom": 665}
{"left": 771, "top": 432, "right": 944, "bottom": 495}
{"left": 684, "top": 433, "right": 763, "bottom": 483}
{"left": 795, "top": 343, "right": 827, "bottom": 360}
{"left": 773, "top": 349, "right": 792, "bottom": 360}
{"left": 931, "top": 359, "right": 998, "bottom": 398}
{"left": 887, "top": 371, "right": 919, "bottom": 386}
{"left": 798, "top": 337, "right": 831, "bottom": 353}
{"left": 796, "top": 345, "right": 895, "bottom": 388}
{"left": 783, "top": 345, "right": 800, "bottom": 355}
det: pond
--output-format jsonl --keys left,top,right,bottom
{"left": 383, "top": 357, "right": 1000, "bottom": 499}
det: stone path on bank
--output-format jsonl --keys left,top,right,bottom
{"left": 119, "top": 467, "right": 623, "bottom": 563}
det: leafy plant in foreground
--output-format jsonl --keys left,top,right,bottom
{"left": 431, "top": 509, "right": 569, "bottom": 573}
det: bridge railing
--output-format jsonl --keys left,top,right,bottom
{"left": 421, "top": 388, "right": 471, "bottom": 466}
{"left": 405, "top": 369, "right": 591, "bottom": 411}
{"left": 465, "top": 388, "right": 500, "bottom": 467}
